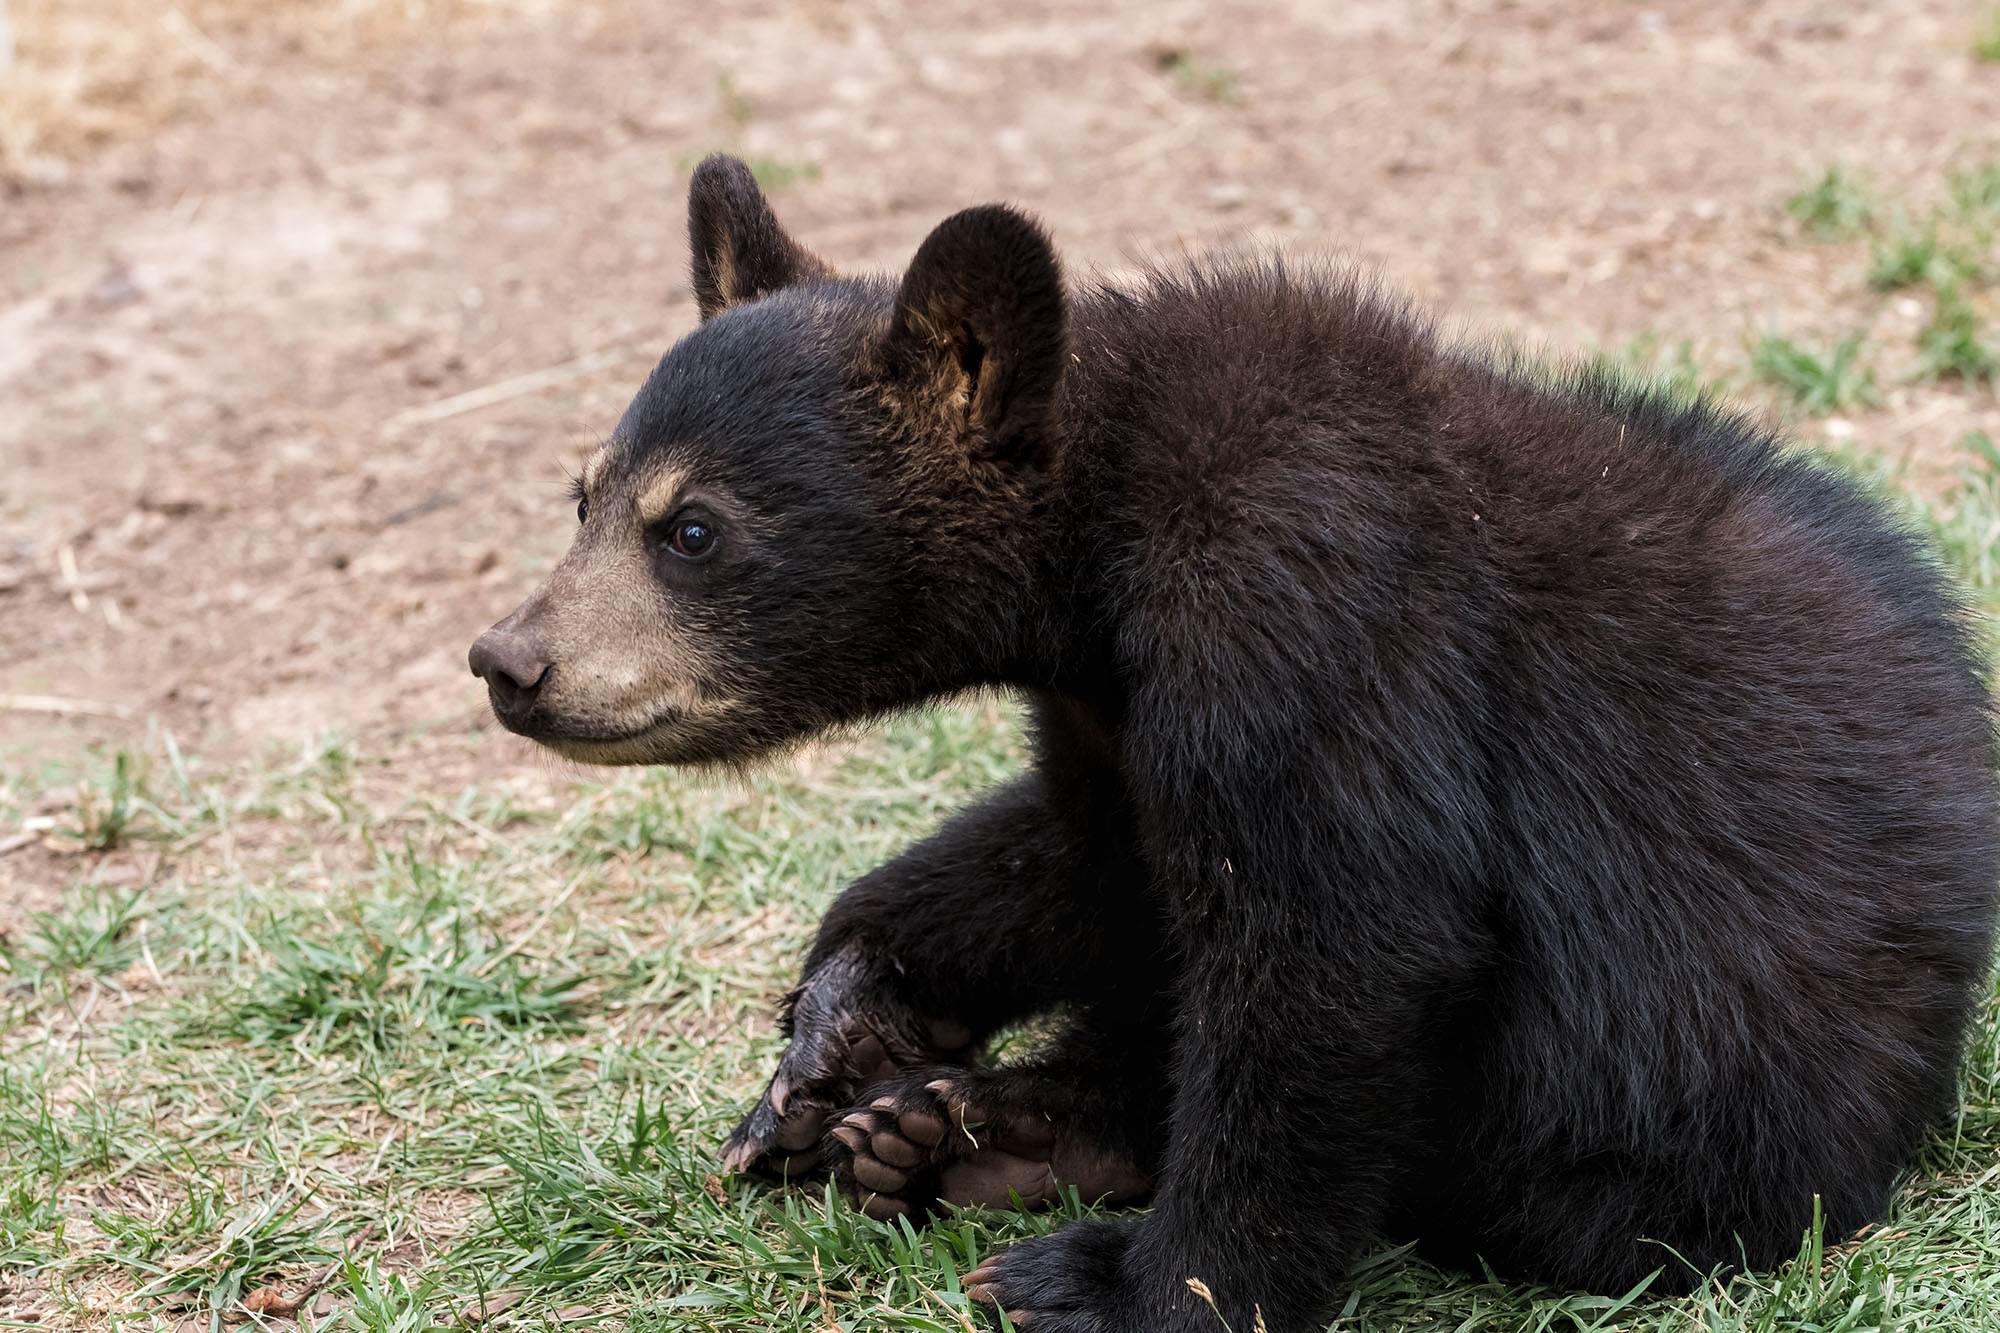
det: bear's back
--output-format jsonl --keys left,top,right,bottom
{"left": 1073, "top": 256, "right": 1998, "bottom": 1156}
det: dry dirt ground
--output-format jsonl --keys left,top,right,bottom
{"left": 3, "top": 0, "right": 1999, "bottom": 894}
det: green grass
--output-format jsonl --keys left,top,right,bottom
{"left": 4, "top": 454, "right": 2000, "bottom": 1331}
{"left": 1942, "top": 432, "right": 2000, "bottom": 605}
{"left": 675, "top": 80, "right": 821, "bottom": 192}
{"left": 1917, "top": 285, "right": 2000, "bottom": 386}
{"left": 1149, "top": 47, "right": 1243, "bottom": 105}
{"left": 1781, "top": 157, "right": 2000, "bottom": 388}
{"left": 1976, "top": 9, "right": 2000, "bottom": 62}
{"left": 1748, "top": 330, "right": 1880, "bottom": 413}
{"left": 1793, "top": 158, "right": 1998, "bottom": 319}
{"left": 1868, "top": 222, "right": 1982, "bottom": 291}
{"left": 1786, "top": 165, "right": 1875, "bottom": 239}
{"left": 716, "top": 74, "right": 754, "bottom": 133}
{"left": 1949, "top": 162, "right": 2000, "bottom": 219}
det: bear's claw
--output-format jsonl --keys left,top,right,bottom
{"left": 720, "top": 946, "right": 974, "bottom": 1180}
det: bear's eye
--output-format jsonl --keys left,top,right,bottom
{"left": 576, "top": 496, "right": 589, "bottom": 525}
{"left": 668, "top": 519, "right": 718, "bottom": 562}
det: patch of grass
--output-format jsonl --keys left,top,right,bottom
{"left": 0, "top": 1176, "right": 64, "bottom": 1274}
{"left": 1858, "top": 162, "right": 1998, "bottom": 299}
{"left": 1976, "top": 9, "right": 2000, "bottom": 62}
{"left": 1148, "top": 46, "right": 1243, "bottom": 104}
{"left": 1869, "top": 223, "right": 1981, "bottom": 290}
{"left": 1749, "top": 330, "right": 1880, "bottom": 412}
{"left": 740, "top": 156, "right": 821, "bottom": 191}
{"left": 1786, "top": 165, "right": 1875, "bottom": 239}
{"left": 673, "top": 76, "right": 822, "bottom": 194}
{"left": 1, "top": 882, "right": 149, "bottom": 990}
{"left": 188, "top": 881, "right": 596, "bottom": 1063}
{"left": 120, "top": 1188, "right": 342, "bottom": 1318}
{"left": 1935, "top": 432, "right": 2000, "bottom": 611}
{"left": 445, "top": 1090, "right": 1051, "bottom": 1326}
{"left": 1916, "top": 285, "right": 2000, "bottom": 385}
{"left": 1951, "top": 161, "right": 2000, "bottom": 218}
{"left": 64, "top": 750, "right": 146, "bottom": 851}
{"left": 717, "top": 73, "right": 754, "bottom": 132}
{"left": 35, "top": 734, "right": 265, "bottom": 856}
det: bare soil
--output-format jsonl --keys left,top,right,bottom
{"left": 4, "top": 0, "right": 1999, "bottom": 857}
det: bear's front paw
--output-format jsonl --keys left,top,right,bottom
{"left": 719, "top": 946, "right": 972, "bottom": 1179}
{"left": 965, "top": 1219, "right": 1140, "bottom": 1332}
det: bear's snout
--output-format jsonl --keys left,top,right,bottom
{"left": 468, "top": 623, "right": 552, "bottom": 725}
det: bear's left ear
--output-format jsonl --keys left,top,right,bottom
{"left": 687, "top": 154, "right": 831, "bottom": 321}
{"left": 882, "top": 205, "right": 1066, "bottom": 467}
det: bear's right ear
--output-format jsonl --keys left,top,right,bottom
{"left": 881, "top": 204, "right": 1066, "bottom": 468}
{"left": 687, "top": 154, "right": 831, "bottom": 322}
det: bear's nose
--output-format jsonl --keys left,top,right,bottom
{"left": 468, "top": 626, "right": 552, "bottom": 722}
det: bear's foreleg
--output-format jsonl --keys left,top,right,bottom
{"left": 966, "top": 644, "right": 1483, "bottom": 1329}
{"left": 723, "top": 760, "right": 1158, "bottom": 1179}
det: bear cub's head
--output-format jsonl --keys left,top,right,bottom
{"left": 469, "top": 155, "right": 1070, "bottom": 766}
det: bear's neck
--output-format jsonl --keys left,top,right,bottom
{"left": 951, "top": 310, "right": 1140, "bottom": 726}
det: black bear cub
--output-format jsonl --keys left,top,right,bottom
{"left": 471, "top": 155, "right": 2000, "bottom": 1330}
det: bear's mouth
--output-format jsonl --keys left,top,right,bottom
{"left": 522, "top": 704, "right": 774, "bottom": 769}
{"left": 540, "top": 730, "right": 674, "bottom": 766}
{"left": 486, "top": 681, "right": 753, "bottom": 767}
{"left": 491, "top": 703, "right": 683, "bottom": 756}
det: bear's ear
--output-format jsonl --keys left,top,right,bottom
{"left": 881, "top": 205, "right": 1066, "bottom": 467}
{"left": 687, "top": 154, "right": 831, "bottom": 321}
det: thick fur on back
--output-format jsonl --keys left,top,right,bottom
{"left": 1054, "top": 259, "right": 1997, "bottom": 1292}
